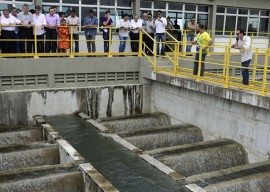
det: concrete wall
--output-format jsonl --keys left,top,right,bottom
{"left": 0, "top": 85, "right": 143, "bottom": 125}
{"left": 146, "top": 72, "right": 270, "bottom": 163}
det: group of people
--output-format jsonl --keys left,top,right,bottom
{"left": 0, "top": 5, "right": 252, "bottom": 85}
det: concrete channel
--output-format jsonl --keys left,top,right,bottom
{"left": 86, "top": 112, "right": 270, "bottom": 192}
{"left": 0, "top": 117, "right": 118, "bottom": 192}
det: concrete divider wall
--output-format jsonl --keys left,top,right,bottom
{"left": 148, "top": 75, "right": 270, "bottom": 163}
{"left": 0, "top": 85, "right": 143, "bottom": 125}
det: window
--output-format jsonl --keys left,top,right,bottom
{"left": 154, "top": 2, "right": 166, "bottom": 9}
{"left": 62, "top": 6, "right": 79, "bottom": 18}
{"left": 215, "top": 15, "right": 224, "bottom": 35}
{"left": 81, "top": 0, "right": 97, "bottom": 5}
{"left": 42, "top": 5, "right": 60, "bottom": 14}
{"left": 198, "top": 5, "right": 208, "bottom": 12}
{"left": 62, "top": 0, "right": 77, "bottom": 4}
{"left": 140, "top": 1, "right": 152, "bottom": 9}
{"left": 117, "top": 0, "right": 132, "bottom": 7}
{"left": 225, "top": 16, "right": 236, "bottom": 35}
{"left": 168, "top": 3, "right": 183, "bottom": 11}
{"left": 259, "top": 18, "right": 269, "bottom": 35}
{"left": 100, "top": 0, "right": 115, "bottom": 6}
{"left": 198, "top": 14, "right": 208, "bottom": 29}
{"left": 185, "top": 4, "right": 196, "bottom": 11}
{"left": 216, "top": 7, "right": 269, "bottom": 36}
{"left": 43, "top": 0, "right": 59, "bottom": 3}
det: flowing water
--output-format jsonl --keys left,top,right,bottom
{"left": 46, "top": 114, "right": 189, "bottom": 192}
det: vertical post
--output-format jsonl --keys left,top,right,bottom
{"left": 222, "top": 46, "right": 227, "bottom": 78}
{"left": 224, "top": 47, "right": 230, "bottom": 88}
{"left": 260, "top": 49, "right": 269, "bottom": 96}
{"left": 70, "top": 26, "right": 74, "bottom": 58}
{"left": 229, "top": 32, "right": 233, "bottom": 49}
{"left": 183, "top": 30, "right": 187, "bottom": 54}
{"left": 174, "top": 42, "right": 179, "bottom": 76}
{"left": 138, "top": 29, "right": 142, "bottom": 57}
{"left": 34, "top": 25, "right": 38, "bottom": 58}
{"left": 153, "top": 40, "right": 157, "bottom": 72}
{"left": 251, "top": 32, "right": 254, "bottom": 46}
{"left": 196, "top": 47, "right": 202, "bottom": 82}
{"left": 108, "top": 27, "right": 112, "bottom": 57}
{"left": 251, "top": 48, "right": 259, "bottom": 85}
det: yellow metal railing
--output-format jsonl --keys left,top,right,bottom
{"left": 1, "top": 25, "right": 270, "bottom": 96}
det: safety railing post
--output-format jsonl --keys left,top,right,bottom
{"left": 153, "top": 39, "right": 157, "bottom": 72}
{"left": 34, "top": 25, "right": 38, "bottom": 58}
{"left": 229, "top": 32, "right": 232, "bottom": 48}
{"left": 138, "top": 29, "right": 143, "bottom": 57}
{"left": 251, "top": 48, "right": 259, "bottom": 85}
{"left": 222, "top": 45, "right": 227, "bottom": 78}
{"left": 251, "top": 32, "right": 254, "bottom": 45}
{"left": 183, "top": 30, "right": 187, "bottom": 54}
{"left": 196, "top": 47, "right": 202, "bottom": 82}
{"left": 108, "top": 27, "right": 112, "bottom": 57}
{"left": 173, "top": 42, "right": 179, "bottom": 76}
{"left": 260, "top": 49, "right": 269, "bottom": 96}
{"left": 70, "top": 26, "right": 74, "bottom": 58}
{"left": 224, "top": 46, "right": 230, "bottom": 88}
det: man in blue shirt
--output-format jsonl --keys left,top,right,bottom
{"left": 101, "top": 11, "right": 113, "bottom": 53}
{"left": 83, "top": 9, "right": 98, "bottom": 53}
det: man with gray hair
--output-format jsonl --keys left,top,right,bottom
{"left": 130, "top": 14, "right": 142, "bottom": 53}
{"left": 18, "top": 4, "right": 33, "bottom": 53}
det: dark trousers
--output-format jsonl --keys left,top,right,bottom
{"left": 1, "top": 30, "right": 16, "bottom": 53}
{"left": 142, "top": 34, "right": 147, "bottom": 52}
{"left": 145, "top": 33, "right": 154, "bottom": 55}
{"left": 241, "top": 59, "right": 251, "bottom": 85}
{"left": 36, "top": 34, "right": 45, "bottom": 53}
{"left": 72, "top": 34, "right": 79, "bottom": 53}
{"left": 45, "top": 29, "right": 57, "bottom": 53}
{"left": 130, "top": 32, "right": 139, "bottom": 52}
{"left": 193, "top": 53, "right": 207, "bottom": 76}
{"left": 103, "top": 32, "right": 110, "bottom": 53}
{"left": 19, "top": 28, "right": 33, "bottom": 53}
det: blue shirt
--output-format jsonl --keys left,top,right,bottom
{"left": 83, "top": 16, "right": 98, "bottom": 36}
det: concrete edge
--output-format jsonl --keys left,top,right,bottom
{"left": 87, "top": 119, "right": 111, "bottom": 133}
{"left": 41, "top": 123, "right": 62, "bottom": 142}
{"left": 77, "top": 113, "right": 90, "bottom": 120}
{"left": 80, "top": 163, "right": 119, "bottom": 192}
{"left": 32, "top": 115, "right": 46, "bottom": 126}
{"left": 106, "top": 133, "right": 142, "bottom": 154}
{"left": 139, "top": 154, "right": 185, "bottom": 181}
{"left": 185, "top": 184, "right": 207, "bottom": 192}
{"left": 56, "top": 139, "right": 85, "bottom": 166}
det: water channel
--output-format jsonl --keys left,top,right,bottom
{"left": 46, "top": 114, "right": 189, "bottom": 192}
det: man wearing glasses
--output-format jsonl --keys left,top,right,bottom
{"left": 154, "top": 10, "right": 167, "bottom": 56}
{"left": 145, "top": 13, "right": 155, "bottom": 56}
{"left": 186, "top": 16, "right": 197, "bottom": 53}
{"left": 231, "top": 28, "right": 252, "bottom": 85}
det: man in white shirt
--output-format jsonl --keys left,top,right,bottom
{"left": 130, "top": 14, "right": 142, "bottom": 53}
{"left": 154, "top": 10, "right": 167, "bottom": 56}
{"left": 32, "top": 6, "right": 46, "bottom": 53}
{"left": 118, "top": 13, "right": 131, "bottom": 54}
{"left": 231, "top": 27, "right": 252, "bottom": 85}
{"left": 67, "top": 10, "right": 80, "bottom": 53}
{"left": 0, "top": 9, "right": 21, "bottom": 53}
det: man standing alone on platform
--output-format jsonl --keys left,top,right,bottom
{"left": 231, "top": 27, "right": 252, "bottom": 85}
{"left": 18, "top": 4, "right": 33, "bottom": 53}
{"left": 191, "top": 24, "right": 212, "bottom": 76}
{"left": 83, "top": 9, "right": 98, "bottom": 54}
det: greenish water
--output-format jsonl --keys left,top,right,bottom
{"left": 46, "top": 114, "right": 189, "bottom": 192}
